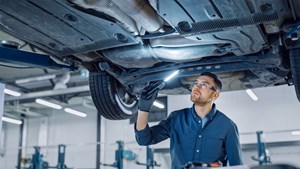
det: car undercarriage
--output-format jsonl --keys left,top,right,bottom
{"left": 1, "top": 0, "right": 300, "bottom": 119}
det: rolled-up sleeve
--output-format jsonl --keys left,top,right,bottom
{"left": 135, "top": 115, "right": 171, "bottom": 146}
{"left": 135, "top": 124, "right": 152, "bottom": 145}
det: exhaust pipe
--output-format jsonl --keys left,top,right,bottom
{"left": 102, "top": 44, "right": 222, "bottom": 68}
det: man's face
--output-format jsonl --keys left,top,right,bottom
{"left": 190, "top": 75, "right": 219, "bottom": 105}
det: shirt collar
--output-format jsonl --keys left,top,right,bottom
{"left": 206, "top": 103, "right": 217, "bottom": 120}
{"left": 192, "top": 103, "right": 218, "bottom": 120}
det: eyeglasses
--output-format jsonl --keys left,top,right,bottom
{"left": 193, "top": 81, "right": 217, "bottom": 92}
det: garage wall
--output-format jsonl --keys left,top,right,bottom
{"left": 0, "top": 105, "right": 99, "bottom": 169}
{"left": 1, "top": 85, "right": 300, "bottom": 169}
{"left": 217, "top": 85, "right": 300, "bottom": 144}
{"left": 26, "top": 108, "right": 99, "bottom": 168}
{"left": 0, "top": 83, "right": 4, "bottom": 147}
{"left": 0, "top": 123, "right": 20, "bottom": 169}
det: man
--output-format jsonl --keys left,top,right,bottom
{"left": 135, "top": 72, "right": 243, "bottom": 169}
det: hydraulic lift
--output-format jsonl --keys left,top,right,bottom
{"left": 136, "top": 146, "right": 160, "bottom": 169}
{"left": 101, "top": 140, "right": 136, "bottom": 169}
{"left": 101, "top": 140, "right": 160, "bottom": 169}
{"left": 24, "top": 144, "right": 71, "bottom": 169}
{"left": 252, "top": 131, "right": 271, "bottom": 165}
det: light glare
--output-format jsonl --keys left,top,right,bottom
{"left": 246, "top": 89, "right": 258, "bottom": 101}
{"left": 164, "top": 70, "right": 180, "bottom": 82}
{"left": 64, "top": 108, "right": 87, "bottom": 117}
{"left": 4, "top": 88, "right": 21, "bottom": 97}
{"left": 291, "top": 131, "right": 300, "bottom": 135}
{"left": 2, "top": 117, "right": 22, "bottom": 125}
{"left": 153, "top": 101, "right": 165, "bottom": 109}
{"left": 35, "top": 99, "right": 62, "bottom": 109}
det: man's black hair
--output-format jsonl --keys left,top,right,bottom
{"left": 200, "top": 72, "right": 222, "bottom": 92}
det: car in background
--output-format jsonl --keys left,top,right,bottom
{"left": 0, "top": 0, "right": 300, "bottom": 120}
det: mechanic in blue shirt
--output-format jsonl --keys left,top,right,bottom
{"left": 135, "top": 72, "right": 243, "bottom": 169}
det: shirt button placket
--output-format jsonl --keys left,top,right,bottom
{"left": 194, "top": 118, "right": 203, "bottom": 161}
{"left": 194, "top": 132, "right": 202, "bottom": 161}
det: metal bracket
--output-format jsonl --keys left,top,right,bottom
{"left": 284, "top": 22, "right": 300, "bottom": 49}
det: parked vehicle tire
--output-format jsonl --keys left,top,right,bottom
{"left": 89, "top": 72, "right": 138, "bottom": 120}
{"left": 289, "top": 48, "right": 300, "bottom": 102}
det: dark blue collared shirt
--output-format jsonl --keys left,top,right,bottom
{"left": 135, "top": 104, "right": 243, "bottom": 169}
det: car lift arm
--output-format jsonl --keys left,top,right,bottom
{"left": 0, "top": 46, "right": 76, "bottom": 71}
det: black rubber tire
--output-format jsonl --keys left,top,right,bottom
{"left": 89, "top": 72, "right": 138, "bottom": 120}
{"left": 289, "top": 48, "right": 300, "bottom": 102}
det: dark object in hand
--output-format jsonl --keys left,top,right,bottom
{"left": 138, "top": 81, "right": 165, "bottom": 112}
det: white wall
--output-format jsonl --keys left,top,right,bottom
{"left": 217, "top": 85, "right": 300, "bottom": 144}
{"left": 0, "top": 105, "right": 99, "bottom": 169}
{"left": 0, "top": 122, "right": 20, "bottom": 169}
{"left": 1, "top": 85, "right": 300, "bottom": 169}
{"left": 0, "top": 83, "right": 4, "bottom": 148}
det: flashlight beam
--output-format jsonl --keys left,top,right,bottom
{"left": 164, "top": 70, "right": 180, "bottom": 82}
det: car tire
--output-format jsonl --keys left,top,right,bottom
{"left": 89, "top": 72, "right": 138, "bottom": 120}
{"left": 290, "top": 48, "right": 300, "bottom": 102}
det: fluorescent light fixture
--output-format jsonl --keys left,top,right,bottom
{"left": 15, "top": 74, "right": 56, "bottom": 84}
{"left": 291, "top": 130, "right": 300, "bottom": 135}
{"left": 64, "top": 108, "right": 87, "bottom": 117}
{"left": 164, "top": 70, "right": 180, "bottom": 82}
{"left": 2, "top": 117, "right": 22, "bottom": 125}
{"left": 153, "top": 101, "right": 165, "bottom": 109}
{"left": 4, "top": 88, "right": 21, "bottom": 97}
{"left": 246, "top": 89, "right": 258, "bottom": 101}
{"left": 35, "top": 99, "right": 62, "bottom": 109}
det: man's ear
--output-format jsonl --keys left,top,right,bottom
{"left": 213, "top": 92, "right": 220, "bottom": 100}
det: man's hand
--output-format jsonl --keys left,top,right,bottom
{"left": 138, "top": 82, "right": 161, "bottom": 112}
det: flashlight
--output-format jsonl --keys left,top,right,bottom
{"left": 147, "top": 70, "right": 180, "bottom": 94}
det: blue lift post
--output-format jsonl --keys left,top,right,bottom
{"left": 146, "top": 146, "right": 160, "bottom": 169}
{"left": 115, "top": 141, "right": 124, "bottom": 169}
{"left": 252, "top": 131, "right": 271, "bottom": 165}
{"left": 26, "top": 145, "right": 71, "bottom": 169}
{"left": 101, "top": 140, "right": 136, "bottom": 169}
{"left": 0, "top": 46, "right": 76, "bottom": 71}
{"left": 55, "top": 144, "right": 70, "bottom": 169}
{"left": 47, "top": 144, "right": 72, "bottom": 169}
{"left": 30, "top": 146, "right": 47, "bottom": 169}
{"left": 136, "top": 146, "right": 160, "bottom": 169}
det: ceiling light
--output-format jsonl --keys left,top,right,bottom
{"left": 4, "top": 88, "right": 21, "bottom": 97}
{"left": 64, "top": 108, "right": 87, "bottom": 117}
{"left": 15, "top": 74, "right": 56, "bottom": 84}
{"left": 35, "top": 98, "right": 62, "bottom": 109}
{"left": 153, "top": 101, "right": 165, "bottom": 109}
{"left": 2, "top": 117, "right": 22, "bottom": 125}
{"left": 291, "top": 131, "right": 300, "bottom": 135}
{"left": 164, "top": 70, "right": 180, "bottom": 82}
{"left": 246, "top": 89, "right": 258, "bottom": 101}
